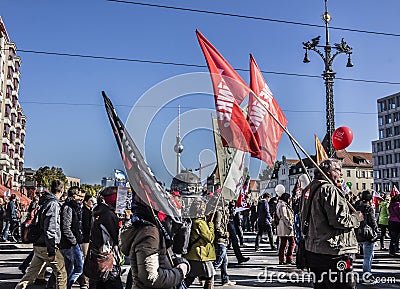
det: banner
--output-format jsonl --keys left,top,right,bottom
{"left": 197, "top": 30, "right": 260, "bottom": 155}
{"left": 213, "top": 118, "right": 245, "bottom": 200}
{"left": 115, "top": 186, "right": 132, "bottom": 215}
{"left": 248, "top": 54, "right": 287, "bottom": 167}
{"left": 235, "top": 176, "right": 250, "bottom": 213}
{"left": 103, "top": 92, "right": 181, "bottom": 223}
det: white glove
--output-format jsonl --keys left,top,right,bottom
{"left": 176, "top": 263, "right": 189, "bottom": 276}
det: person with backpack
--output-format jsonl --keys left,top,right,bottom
{"left": 355, "top": 190, "right": 379, "bottom": 285}
{"left": 85, "top": 186, "right": 124, "bottom": 289}
{"left": 15, "top": 179, "right": 67, "bottom": 289}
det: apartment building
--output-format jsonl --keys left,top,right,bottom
{"left": 0, "top": 17, "right": 26, "bottom": 190}
{"left": 372, "top": 92, "right": 400, "bottom": 192}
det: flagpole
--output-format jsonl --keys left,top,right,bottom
{"left": 249, "top": 90, "right": 355, "bottom": 212}
{"left": 288, "top": 137, "right": 311, "bottom": 182}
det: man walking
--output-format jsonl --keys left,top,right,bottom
{"left": 300, "top": 159, "right": 363, "bottom": 289}
{"left": 255, "top": 193, "right": 276, "bottom": 251}
{"left": 60, "top": 186, "right": 85, "bottom": 289}
{"left": 15, "top": 179, "right": 67, "bottom": 289}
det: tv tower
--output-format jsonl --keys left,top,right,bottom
{"left": 174, "top": 105, "right": 184, "bottom": 175}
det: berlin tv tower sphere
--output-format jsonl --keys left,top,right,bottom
{"left": 174, "top": 143, "right": 184, "bottom": 154}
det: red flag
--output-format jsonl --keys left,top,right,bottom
{"left": 372, "top": 191, "right": 383, "bottom": 210}
{"left": 248, "top": 54, "right": 287, "bottom": 167}
{"left": 196, "top": 30, "right": 260, "bottom": 155}
{"left": 235, "top": 188, "right": 250, "bottom": 213}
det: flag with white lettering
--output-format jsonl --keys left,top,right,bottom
{"left": 196, "top": 30, "right": 260, "bottom": 155}
{"left": 102, "top": 92, "right": 181, "bottom": 224}
{"left": 248, "top": 54, "right": 287, "bottom": 167}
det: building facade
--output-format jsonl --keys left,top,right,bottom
{"left": 372, "top": 92, "right": 400, "bottom": 192}
{"left": 260, "top": 151, "right": 373, "bottom": 197}
{"left": 0, "top": 17, "right": 26, "bottom": 191}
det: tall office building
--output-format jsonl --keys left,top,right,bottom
{"left": 0, "top": 17, "right": 26, "bottom": 190}
{"left": 372, "top": 92, "right": 400, "bottom": 192}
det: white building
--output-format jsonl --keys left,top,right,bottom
{"left": 0, "top": 17, "right": 26, "bottom": 190}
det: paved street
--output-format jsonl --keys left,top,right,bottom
{"left": 0, "top": 232, "right": 399, "bottom": 289}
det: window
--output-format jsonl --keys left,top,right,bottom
{"left": 386, "top": 141, "right": 392, "bottom": 150}
{"left": 392, "top": 168, "right": 398, "bottom": 178}
{"left": 377, "top": 142, "right": 383, "bottom": 151}
{"left": 396, "top": 153, "right": 400, "bottom": 163}
{"left": 379, "top": 116, "right": 384, "bottom": 125}
{"left": 356, "top": 183, "right": 359, "bottom": 190}
{"left": 389, "top": 98, "right": 396, "bottom": 109}
{"left": 370, "top": 183, "right": 374, "bottom": 189}
{"left": 379, "top": 101, "right": 387, "bottom": 112}
{"left": 395, "top": 139, "right": 400, "bottom": 149}
{"left": 362, "top": 183, "right": 366, "bottom": 190}
{"left": 386, "top": 127, "right": 393, "bottom": 137}
{"left": 346, "top": 170, "right": 351, "bottom": 177}
{"left": 379, "top": 130, "right": 385, "bottom": 139}
{"left": 362, "top": 171, "right": 366, "bottom": 178}
{"left": 386, "top": 154, "right": 392, "bottom": 164}
{"left": 395, "top": 112, "right": 400, "bottom": 122}
{"left": 385, "top": 114, "right": 393, "bottom": 124}
{"left": 395, "top": 126, "right": 400, "bottom": 136}
{"left": 378, "top": 156, "right": 384, "bottom": 165}
{"left": 2, "top": 143, "right": 8, "bottom": 153}
{"left": 370, "top": 171, "right": 373, "bottom": 178}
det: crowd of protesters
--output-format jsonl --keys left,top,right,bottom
{"left": 1, "top": 163, "right": 400, "bottom": 289}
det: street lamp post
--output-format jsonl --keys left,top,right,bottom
{"left": 302, "top": 0, "right": 354, "bottom": 157}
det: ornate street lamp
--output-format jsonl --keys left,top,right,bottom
{"left": 302, "top": 0, "right": 353, "bottom": 157}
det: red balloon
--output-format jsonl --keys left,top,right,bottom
{"left": 332, "top": 126, "right": 353, "bottom": 150}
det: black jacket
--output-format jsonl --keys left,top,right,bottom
{"left": 81, "top": 205, "right": 92, "bottom": 243}
{"left": 356, "top": 202, "right": 378, "bottom": 242}
{"left": 60, "top": 197, "right": 83, "bottom": 249}
{"left": 257, "top": 199, "right": 272, "bottom": 226}
{"left": 90, "top": 203, "right": 119, "bottom": 250}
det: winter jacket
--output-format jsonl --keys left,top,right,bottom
{"left": 34, "top": 192, "right": 61, "bottom": 257}
{"left": 60, "top": 197, "right": 83, "bottom": 249}
{"left": 4, "top": 200, "right": 17, "bottom": 221}
{"left": 184, "top": 217, "right": 216, "bottom": 262}
{"left": 213, "top": 208, "right": 229, "bottom": 246}
{"left": 257, "top": 198, "right": 272, "bottom": 227}
{"left": 388, "top": 200, "right": 400, "bottom": 223}
{"left": 81, "top": 205, "right": 92, "bottom": 243}
{"left": 90, "top": 203, "right": 119, "bottom": 250}
{"left": 378, "top": 201, "right": 389, "bottom": 226}
{"left": 276, "top": 200, "right": 294, "bottom": 237}
{"left": 300, "top": 179, "right": 360, "bottom": 255}
{"left": 355, "top": 202, "right": 378, "bottom": 242}
{"left": 123, "top": 220, "right": 185, "bottom": 289}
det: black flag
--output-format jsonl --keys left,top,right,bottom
{"left": 102, "top": 91, "right": 181, "bottom": 226}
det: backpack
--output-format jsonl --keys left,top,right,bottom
{"left": 22, "top": 202, "right": 49, "bottom": 244}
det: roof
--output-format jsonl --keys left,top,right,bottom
{"left": 286, "top": 149, "right": 372, "bottom": 173}
{"left": 336, "top": 150, "right": 373, "bottom": 168}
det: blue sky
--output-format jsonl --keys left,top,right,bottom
{"left": 2, "top": 0, "right": 400, "bottom": 185}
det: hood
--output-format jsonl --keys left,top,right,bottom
{"left": 93, "top": 202, "right": 113, "bottom": 217}
{"left": 39, "top": 192, "right": 58, "bottom": 206}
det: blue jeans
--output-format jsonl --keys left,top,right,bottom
{"left": 2, "top": 220, "right": 11, "bottom": 241}
{"left": 214, "top": 243, "right": 228, "bottom": 283}
{"left": 61, "top": 244, "right": 83, "bottom": 289}
{"left": 361, "top": 241, "right": 374, "bottom": 273}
